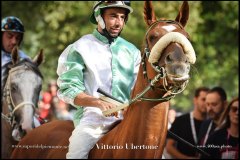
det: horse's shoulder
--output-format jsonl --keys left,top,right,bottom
{"left": 25, "top": 120, "right": 74, "bottom": 136}
{"left": 44, "top": 120, "right": 74, "bottom": 130}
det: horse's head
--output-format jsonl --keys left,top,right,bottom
{"left": 143, "top": 1, "right": 196, "bottom": 96}
{"left": 3, "top": 46, "right": 44, "bottom": 140}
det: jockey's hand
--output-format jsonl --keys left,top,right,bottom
{"left": 97, "top": 100, "right": 116, "bottom": 111}
{"left": 97, "top": 100, "right": 119, "bottom": 118}
{"left": 105, "top": 112, "right": 119, "bottom": 118}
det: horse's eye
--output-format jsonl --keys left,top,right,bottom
{"left": 149, "top": 35, "right": 157, "bottom": 42}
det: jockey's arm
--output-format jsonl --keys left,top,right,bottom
{"left": 74, "top": 92, "right": 116, "bottom": 111}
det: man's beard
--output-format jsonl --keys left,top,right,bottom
{"left": 208, "top": 112, "right": 221, "bottom": 121}
{"left": 107, "top": 28, "right": 123, "bottom": 38}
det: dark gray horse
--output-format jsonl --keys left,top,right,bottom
{"left": 1, "top": 46, "right": 44, "bottom": 158}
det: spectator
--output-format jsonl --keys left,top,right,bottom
{"left": 39, "top": 80, "right": 70, "bottom": 121}
{"left": 55, "top": 100, "right": 74, "bottom": 120}
{"left": 198, "top": 86, "right": 228, "bottom": 147}
{"left": 166, "top": 87, "right": 210, "bottom": 158}
{"left": 38, "top": 91, "right": 52, "bottom": 120}
{"left": 201, "top": 97, "right": 238, "bottom": 159}
{"left": 168, "top": 109, "right": 177, "bottom": 129}
{"left": 163, "top": 108, "right": 177, "bottom": 159}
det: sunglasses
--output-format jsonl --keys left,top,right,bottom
{"left": 230, "top": 106, "right": 238, "bottom": 113}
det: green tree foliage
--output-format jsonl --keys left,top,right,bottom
{"left": 2, "top": 1, "right": 238, "bottom": 112}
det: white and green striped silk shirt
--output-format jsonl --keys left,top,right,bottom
{"left": 57, "top": 29, "right": 141, "bottom": 127}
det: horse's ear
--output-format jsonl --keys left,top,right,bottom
{"left": 33, "top": 49, "right": 44, "bottom": 66}
{"left": 12, "top": 46, "right": 19, "bottom": 65}
{"left": 175, "top": 1, "right": 189, "bottom": 27}
{"left": 144, "top": 1, "right": 157, "bottom": 26}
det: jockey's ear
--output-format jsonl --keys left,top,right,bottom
{"left": 33, "top": 49, "right": 44, "bottom": 66}
{"left": 12, "top": 46, "right": 19, "bottom": 65}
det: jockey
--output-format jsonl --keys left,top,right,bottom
{"left": 57, "top": 1, "right": 141, "bottom": 159}
{"left": 1, "top": 16, "right": 29, "bottom": 91}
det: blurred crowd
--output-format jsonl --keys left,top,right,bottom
{"left": 163, "top": 86, "right": 238, "bottom": 159}
{"left": 37, "top": 80, "right": 76, "bottom": 122}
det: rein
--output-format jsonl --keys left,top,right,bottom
{"left": 2, "top": 62, "right": 38, "bottom": 127}
{"left": 101, "top": 71, "right": 175, "bottom": 116}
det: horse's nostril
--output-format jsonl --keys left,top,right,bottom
{"left": 166, "top": 55, "right": 172, "bottom": 63}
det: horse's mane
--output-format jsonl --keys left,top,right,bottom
{"left": 11, "top": 58, "right": 43, "bottom": 79}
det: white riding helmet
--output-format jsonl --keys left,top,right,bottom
{"left": 90, "top": 1, "right": 133, "bottom": 29}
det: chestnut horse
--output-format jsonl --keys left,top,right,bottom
{"left": 1, "top": 47, "right": 43, "bottom": 159}
{"left": 11, "top": 1, "right": 196, "bottom": 159}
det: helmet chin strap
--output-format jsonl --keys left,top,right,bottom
{"left": 95, "top": 14, "right": 113, "bottom": 43}
{"left": 95, "top": 13, "right": 105, "bottom": 29}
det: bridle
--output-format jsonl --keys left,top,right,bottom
{"left": 132, "top": 20, "right": 189, "bottom": 104}
{"left": 2, "top": 61, "right": 42, "bottom": 127}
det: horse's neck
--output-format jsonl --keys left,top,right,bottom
{"left": 112, "top": 67, "right": 169, "bottom": 158}
{"left": 123, "top": 67, "right": 169, "bottom": 138}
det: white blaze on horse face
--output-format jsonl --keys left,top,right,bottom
{"left": 21, "top": 104, "right": 34, "bottom": 131}
{"left": 161, "top": 25, "right": 176, "bottom": 32}
{"left": 12, "top": 71, "right": 42, "bottom": 130}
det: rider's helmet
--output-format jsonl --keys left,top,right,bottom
{"left": 1, "top": 16, "right": 25, "bottom": 45}
{"left": 90, "top": 1, "right": 133, "bottom": 30}
{"left": 2, "top": 16, "right": 25, "bottom": 33}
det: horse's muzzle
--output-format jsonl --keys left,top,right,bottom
{"left": 165, "top": 62, "right": 190, "bottom": 84}
{"left": 168, "top": 74, "right": 189, "bottom": 83}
